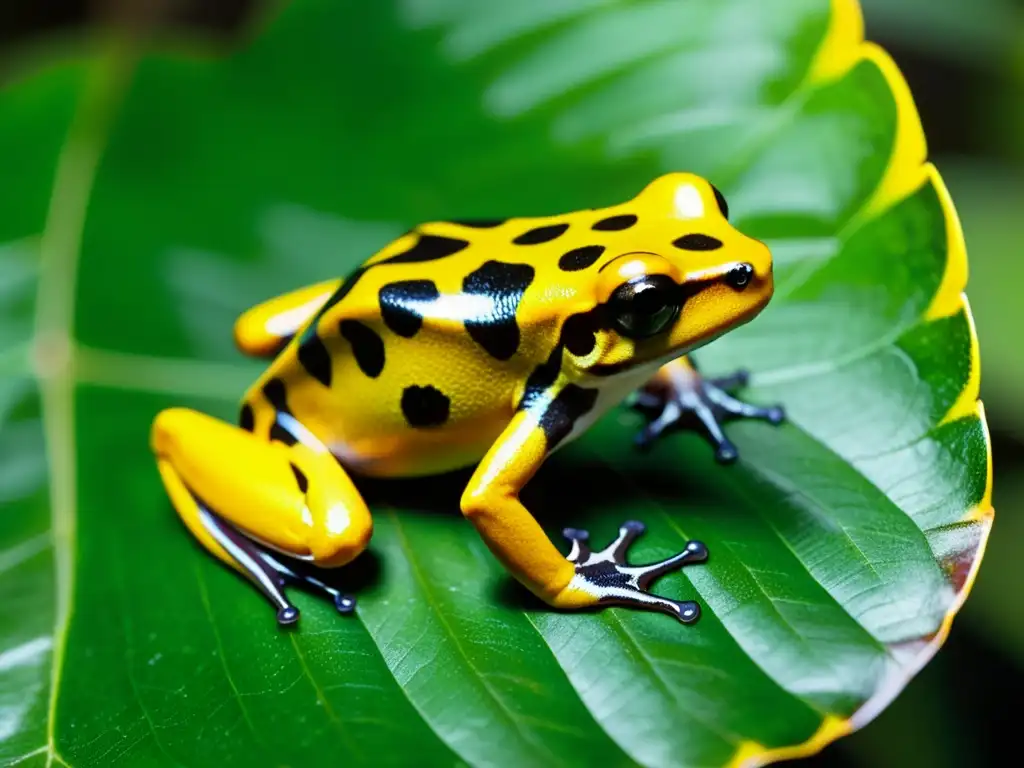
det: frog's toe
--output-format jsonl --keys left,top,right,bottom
{"left": 564, "top": 521, "right": 708, "bottom": 624}
{"left": 562, "top": 527, "right": 591, "bottom": 563}
{"left": 255, "top": 547, "right": 358, "bottom": 622}
{"left": 704, "top": 384, "right": 785, "bottom": 425}
{"left": 714, "top": 441, "right": 740, "bottom": 465}
{"left": 587, "top": 520, "right": 646, "bottom": 564}
{"left": 587, "top": 583, "right": 702, "bottom": 624}
{"left": 334, "top": 594, "right": 357, "bottom": 614}
{"left": 633, "top": 400, "right": 684, "bottom": 452}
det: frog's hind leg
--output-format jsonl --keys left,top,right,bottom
{"left": 630, "top": 356, "right": 784, "bottom": 463}
{"left": 152, "top": 406, "right": 370, "bottom": 625}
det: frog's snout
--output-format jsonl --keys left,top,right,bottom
{"left": 728, "top": 237, "right": 774, "bottom": 299}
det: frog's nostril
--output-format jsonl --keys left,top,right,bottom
{"left": 725, "top": 263, "right": 754, "bottom": 291}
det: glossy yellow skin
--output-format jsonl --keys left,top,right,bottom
{"left": 151, "top": 172, "right": 774, "bottom": 619}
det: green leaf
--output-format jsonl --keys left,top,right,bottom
{"left": 0, "top": 1, "right": 991, "bottom": 766}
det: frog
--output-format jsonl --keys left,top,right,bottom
{"left": 150, "top": 172, "right": 784, "bottom": 627}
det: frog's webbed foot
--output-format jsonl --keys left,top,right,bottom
{"left": 631, "top": 366, "right": 784, "bottom": 464}
{"left": 562, "top": 522, "right": 708, "bottom": 624}
{"left": 199, "top": 504, "right": 356, "bottom": 626}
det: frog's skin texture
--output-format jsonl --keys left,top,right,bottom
{"left": 151, "top": 173, "right": 783, "bottom": 626}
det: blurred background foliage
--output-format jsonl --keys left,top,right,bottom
{"left": 0, "top": 1, "right": 1019, "bottom": 766}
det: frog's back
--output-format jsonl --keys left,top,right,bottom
{"left": 240, "top": 196, "right": 668, "bottom": 478}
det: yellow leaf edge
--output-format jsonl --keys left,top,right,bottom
{"left": 726, "top": 0, "right": 994, "bottom": 766}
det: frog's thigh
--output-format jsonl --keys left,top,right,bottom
{"left": 233, "top": 278, "right": 341, "bottom": 357}
{"left": 460, "top": 410, "right": 578, "bottom": 606}
{"left": 151, "top": 407, "right": 372, "bottom": 570}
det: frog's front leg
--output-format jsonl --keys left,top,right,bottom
{"left": 151, "top": 407, "right": 372, "bottom": 625}
{"left": 461, "top": 403, "right": 708, "bottom": 623}
{"left": 631, "top": 356, "right": 784, "bottom": 463}
{"left": 233, "top": 278, "right": 342, "bottom": 358}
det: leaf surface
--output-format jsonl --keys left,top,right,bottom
{"left": 0, "top": 1, "right": 991, "bottom": 766}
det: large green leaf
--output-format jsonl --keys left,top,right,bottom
{"left": 0, "top": 1, "right": 991, "bottom": 766}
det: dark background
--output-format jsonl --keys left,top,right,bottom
{"left": 3, "top": 1, "right": 1020, "bottom": 765}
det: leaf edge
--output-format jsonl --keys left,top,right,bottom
{"left": 725, "top": 0, "right": 994, "bottom": 765}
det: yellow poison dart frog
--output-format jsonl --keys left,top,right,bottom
{"left": 151, "top": 173, "right": 783, "bottom": 626}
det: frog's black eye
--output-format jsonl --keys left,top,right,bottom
{"left": 608, "top": 275, "right": 681, "bottom": 340}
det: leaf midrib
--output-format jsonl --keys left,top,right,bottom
{"left": 30, "top": 44, "right": 137, "bottom": 768}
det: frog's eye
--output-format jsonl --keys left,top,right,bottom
{"left": 608, "top": 274, "right": 681, "bottom": 340}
